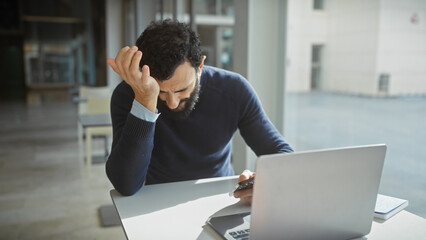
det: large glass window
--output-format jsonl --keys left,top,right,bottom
{"left": 154, "top": 0, "right": 235, "bottom": 70}
{"left": 313, "top": 0, "right": 324, "bottom": 10}
{"left": 285, "top": 0, "right": 426, "bottom": 218}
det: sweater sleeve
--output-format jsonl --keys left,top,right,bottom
{"left": 105, "top": 82, "right": 155, "bottom": 196}
{"left": 236, "top": 78, "right": 294, "bottom": 156}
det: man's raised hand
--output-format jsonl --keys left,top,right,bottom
{"left": 107, "top": 46, "right": 160, "bottom": 112}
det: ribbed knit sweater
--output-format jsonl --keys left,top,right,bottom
{"left": 106, "top": 66, "right": 293, "bottom": 196}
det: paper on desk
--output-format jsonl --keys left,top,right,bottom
{"left": 374, "top": 194, "right": 408, "bottom": 220}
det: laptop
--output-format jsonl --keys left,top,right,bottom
{"left": 207, "top": 144, "right": 387, "bottom": 240}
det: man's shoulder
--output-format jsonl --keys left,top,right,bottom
{"left": 113, "top": 81, "right": 133, "bottom": 96}
{"left": 111, "top": 81, "right": 134, "bottom": 107}
{"left": 201, "top": 66, "right": 249, "bottom": 92}
{"left": 202, "top": 66, "right": 244, "bottom": 81}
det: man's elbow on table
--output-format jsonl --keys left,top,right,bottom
{"left": 106, "top": 169, "right": 144, "bottom": 196}
{"left": 111, "top": 180, "right": 144, "bottom": 196}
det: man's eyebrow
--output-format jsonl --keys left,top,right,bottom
{"left": 159, "top": 81, "right": 194, "bottom": 93}
{"left": 174, "top": 86, "right": 190, "bottom": 93}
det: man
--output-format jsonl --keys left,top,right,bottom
{"left": 106, "top": 19, "right": 293, "bottom": 203}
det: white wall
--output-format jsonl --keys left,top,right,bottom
{"left": 286, "top": 0, "right": 327, "bottom": 92}
{"left": 323, "top": 0, "right": 381, "bottom": 95}
{"left": 376, "top": 0, "right": 426, "bottom": 95}
{"left": 286, "top": 0, "right": 426, "bottom": 96}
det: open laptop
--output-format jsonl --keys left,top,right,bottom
{"left": 207, "top": 144, "right": 387, "bottom": 240}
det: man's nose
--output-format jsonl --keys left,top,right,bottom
{"left": 166, "top": 93, "right": 180, "bottom": 109}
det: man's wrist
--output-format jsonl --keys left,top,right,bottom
{"left": 131, "top": 99, "right": 159, "bottom": 122}
{"left": 134, "top": 95, "right": 157, "bottom": 113}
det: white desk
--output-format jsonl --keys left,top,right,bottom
{"left": 110, "top": 176, "right": 426, "bottom": 240}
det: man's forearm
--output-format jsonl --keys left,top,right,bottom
{"left": 106, "top": 114, "right": 156, "bottom": 196}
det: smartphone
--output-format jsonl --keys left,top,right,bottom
{"left": 229, "top": 177, "right": 255, "bottom": 196}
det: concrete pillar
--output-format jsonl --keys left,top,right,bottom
{"left": 232, "top": 0, "right": 288, "bottom": 173}
{"left": 106, "top": 0, "right": 124, "bottom": 89}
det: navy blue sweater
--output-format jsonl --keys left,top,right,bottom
{"left": 106, "top": 66, "right": 293, "bottom": 196}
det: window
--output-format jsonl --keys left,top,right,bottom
{"left": 286, "top": 0, "right": 426, "bottom": 218}
{"left": 313, "top": 0, "right": 324, "bottom": 10}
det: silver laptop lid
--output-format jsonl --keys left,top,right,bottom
{"left": 250, "top": 144, "right": 386, "bottom": 240}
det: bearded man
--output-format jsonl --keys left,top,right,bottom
{"left": 106, "top": 19, "right": 293, "bottom": 203}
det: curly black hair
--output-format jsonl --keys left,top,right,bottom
{"left": 136, "top": 19, "right": 203, "bottom": 81}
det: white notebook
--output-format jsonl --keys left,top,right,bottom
{"left": 374, "top": 194, "right": 408, "bottom": 220}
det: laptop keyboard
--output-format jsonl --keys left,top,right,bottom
{"left": 229, "top": 229, "right": 250, "bottom": 239}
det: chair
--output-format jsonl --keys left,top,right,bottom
{"left": 78, "top": 86, "right": 112, "bottom": 173}
{"left": 78, "top": 86, "right": 112, "bottom": 113}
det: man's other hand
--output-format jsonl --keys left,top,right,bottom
{"left": 107, "top": 46, "right": 160, "bottom": 113}
{"left": 234, "top": 170, "right": 255, "bottom": 204}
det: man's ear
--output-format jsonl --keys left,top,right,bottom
{"left": 197, "top": 55, "right": 206, "bottom": 77}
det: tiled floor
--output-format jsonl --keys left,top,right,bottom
{"left": 0, "top": 101, "right": 125, "bottom": 240}
{"left": 285, "top": 92, "right": 426, "bottom": 218}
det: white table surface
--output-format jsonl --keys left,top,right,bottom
{"left": 110, "top": 176, "right": 426, "bottom": 240}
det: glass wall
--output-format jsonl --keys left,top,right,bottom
{"left": 154, "top": 0, "right": 235, "bottom": 70}
{"left": 284, "top": 0, "right": 426, "bottom": 218}
{"left": 22, "top": 0, "right": 97, "bottom": 87}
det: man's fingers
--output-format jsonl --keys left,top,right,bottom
{"left": 107, "top": 58, "right": 120, "bottom": 74}
{"left": 115, "top": 46, "right": 131, "bottom": 76}
{"left": 233, "top": 188, "right": 252, "bottom": 198}
{"left": 238, "top": 170, "right": 254, "bottom": 183}
{"left": 123, "top": 46, "right": 138, "bottom": 70}
{"left": 130, "top": 51, "right": 143, "bottom": 78}
{"left": 243, "top": 196, "right": 252, "bottom": 204}
{"left": 235, "top": 170, "right": 255, "bottom": 204}
{"left": 141, "top": 65, "right": 150, "bottom": 82}
{"left": 234, "top": 188, "right": 253, "bottom": 204}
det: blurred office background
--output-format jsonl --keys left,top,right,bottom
{"left": 0, "top": 0, "right": 425, "bottom": 239}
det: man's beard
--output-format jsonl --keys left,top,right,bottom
{"left": 157, "top": 80, "right": 201, "bottom": 120}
